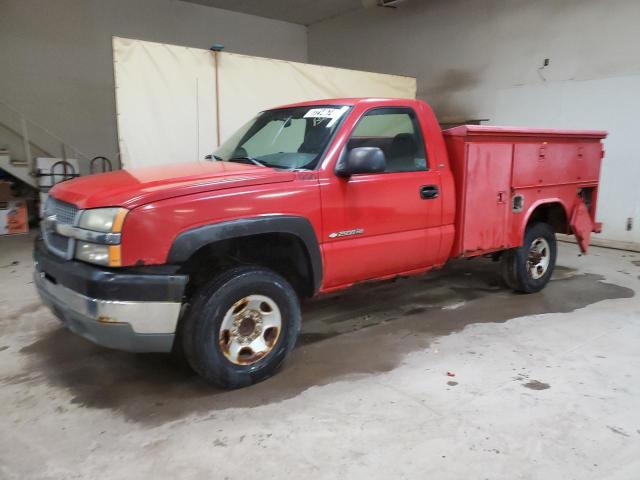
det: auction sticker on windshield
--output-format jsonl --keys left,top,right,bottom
{"left": 304, "top": 106, "right": 349, "bottom": 127}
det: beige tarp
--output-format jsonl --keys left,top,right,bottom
{"left": 113, "top": 37, "right": 416, "bottom": 169}
{"left": 113, "top": 38, "right": 218, "bottom": 168}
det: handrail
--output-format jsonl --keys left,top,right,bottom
{"left": 0, "top": 118, "right": 54, "bottom": 158}
{"left": 0, "top": 97, "right": 91, "bottom": 174}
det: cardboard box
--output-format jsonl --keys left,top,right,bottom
{"left": 0, "top": 180, "right": 15, "bottom": 201}
{"left": 0, "top": 199, "right": 29, "bottom": 235}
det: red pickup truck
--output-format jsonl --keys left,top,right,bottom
{"left": 34, "top": 98, "right": 605, "bottom": 388}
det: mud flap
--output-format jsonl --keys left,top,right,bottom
{"left": 570, "top": 200, "right": 595, "bottom": 253}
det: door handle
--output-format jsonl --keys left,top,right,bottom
{"left": 419, "top": 185, "right": 439, "bottom": 200}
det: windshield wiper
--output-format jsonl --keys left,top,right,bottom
{"left": 228, "top": 156, "right": 269, "bottom": 168}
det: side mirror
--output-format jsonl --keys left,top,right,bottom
{"left": 336, "top": 147, "right": 386, "bottom": 177}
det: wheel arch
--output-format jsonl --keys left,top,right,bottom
{"left": 521, "top": 199, "right": 570, "bottom": 237}
{"left": 167, "top": 215, "right": 323, "bottom": 297}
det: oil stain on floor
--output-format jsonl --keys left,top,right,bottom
{"left": 14, "top": 257, "right": 634, "bottom": 424}
{"left": 523, "top": 380, "right": 551, "bottom": 390}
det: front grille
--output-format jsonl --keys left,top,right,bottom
{"left": 45, "top": 197, "right": 78, "bottom": 225}
{"left": 42, "top": 196, "right": 80, "bottom": 259}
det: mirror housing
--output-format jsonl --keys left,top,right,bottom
{"left": 336, "top": 147, "right": 386, "bottom": 177}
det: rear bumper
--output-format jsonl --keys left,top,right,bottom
{"left": 34, "top": 239, "right": 187, "bottom": 353}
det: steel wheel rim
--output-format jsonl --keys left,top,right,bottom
{"left": 527, "top": 237, "right": 550, "bottom": 280}
{"left": 219, "top": 294, "right": 282, "bottom": 365}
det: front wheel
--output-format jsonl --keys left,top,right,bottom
{"left": 501, "top": 222, "right": 557, "bottom": 293}
{"left": 181, "top": 266, "right": 301, "bottom": 388}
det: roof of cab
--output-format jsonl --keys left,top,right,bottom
{"left": 270, "top": 97, "right": 419, "bottom": 110}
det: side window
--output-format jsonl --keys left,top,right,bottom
{"left": 348, "top": 108, "right": 428, "bottom": 173}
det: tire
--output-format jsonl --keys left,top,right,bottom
{"left": 501, "top": 222, "right": 557, "bottom": 294}
{"left": 181, "top": 266, "right": 300, "bottom": 389}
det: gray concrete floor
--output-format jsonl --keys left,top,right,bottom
{"left": 1, "top": 232, "right": 639, "bottom": 479}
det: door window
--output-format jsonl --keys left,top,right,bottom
{"left": 347, "top": 108, "right": 428, "bottom": 172}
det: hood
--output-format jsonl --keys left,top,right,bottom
{"left": 50, "top": 161, "right": 296, "bottom": 209}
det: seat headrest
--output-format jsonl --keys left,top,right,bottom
{"left": 389, "top": 133, "right": 417, "bottom": 157}
{"left": 299, "top": 124, "right": 328, "bottom": 153}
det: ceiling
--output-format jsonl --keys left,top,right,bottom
{"left": 181, "top": 0, "right": 369, "bottom": 26}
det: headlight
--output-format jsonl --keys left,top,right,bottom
{"left": 79, "top": 208, "right": 128, "bottom": 233}
{"left": 75, "top": 242, "right": 122, "bottom": 267}
{"left": 74, "top": 208, "right": 127, "bottom": 267}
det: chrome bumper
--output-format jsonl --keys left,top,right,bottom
{"left": 34, "top": 270, "right": 180, "bottom": 353}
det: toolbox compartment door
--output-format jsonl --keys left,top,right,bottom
{"left": 461, "top": 143, "right": 513, "bottom": 255}
{"left": 570, "top": 200, "right": 595, "bottom": 253}
{"left": 512, "top": 142, "right": 602, "bottom": 187}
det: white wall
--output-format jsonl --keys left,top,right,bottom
{"left": 308, "top": 0, "right": 640, "bottom": 247}
{"left": 0, "top": 0, "right": 307, "bottom": 164}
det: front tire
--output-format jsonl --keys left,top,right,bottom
{"left": 181, "top": 266, "right": 301, "bottom": 388}
{"left": 501, "top": 222, "right": 557, "bottom": 293}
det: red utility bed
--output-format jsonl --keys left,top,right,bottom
{"left": 443, "top": 125, "right": 607, "bottom": 257}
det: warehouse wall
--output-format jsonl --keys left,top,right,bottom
{"left": 308, "top": 0, "right": 640, "bottom": 247}
{"left": 0, "top": 0, "right": 307, "bottom": 164}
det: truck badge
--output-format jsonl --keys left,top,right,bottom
{"left": 328, "top": 228, "right": 364, "bottom": 239}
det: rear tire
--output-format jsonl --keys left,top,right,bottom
{"left": 181, "top": 266, "right": 301, "bottom": 389}
{"left": 501, "top": 222, "right": 557, "bottom": 293}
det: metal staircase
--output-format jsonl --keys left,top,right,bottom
{"left": 0, "top": 149, "right": 35, "bottom": 187}
{"left": 0, "top": 98, "right": 112, "bottom": 190}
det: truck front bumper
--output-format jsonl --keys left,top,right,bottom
{"left": 34, "top": 239, "right": 188, "bottom": 353}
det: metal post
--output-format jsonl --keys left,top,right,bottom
{"left": 196, "top": 77, "right": 200, "bottom": 159}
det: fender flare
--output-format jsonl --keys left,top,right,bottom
{"left": 167, "top": 215, "right": 323, "bottom": 293}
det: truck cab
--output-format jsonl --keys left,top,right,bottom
{"left": 34, "top": 98, "right": 605, "bottom": 388}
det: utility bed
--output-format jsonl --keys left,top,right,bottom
{"left": 443, "top": 125, "right": 606, "bottom": 257}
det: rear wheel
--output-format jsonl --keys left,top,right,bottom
{"left": 501, "top": 222, "right": 557, "bottom": 293}
{"left": 181, "top": 266, "right": 301, "bottom": 388}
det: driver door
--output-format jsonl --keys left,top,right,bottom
{"left": 320, "top": 107, "right": 443, "bottom": 288}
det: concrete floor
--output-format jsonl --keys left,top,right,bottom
{"left": 1, "top": 232, "right": 639, "bottom": 479}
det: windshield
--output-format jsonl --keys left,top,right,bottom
{"left": 213, "top": 105, "right": 350, "bottom": 170}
